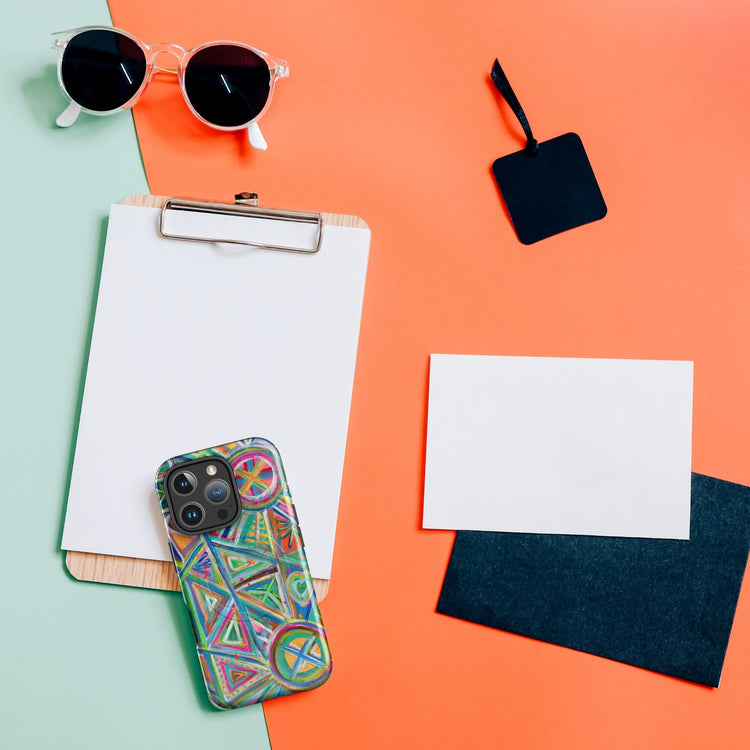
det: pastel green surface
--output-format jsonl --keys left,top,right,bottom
{"left": 0, "top": 2, "right": 270, "bottom": 747}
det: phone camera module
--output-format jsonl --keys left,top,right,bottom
{"left": 205, "top": 478, "right": 230, "bottom": 504}
{"left": 180, "top": 503, "right": 204, "bottom": 527}
{"left": 172, "top": 471, "right": 196, "bottom": 495}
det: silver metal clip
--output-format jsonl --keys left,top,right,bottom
{"left": 159, "top": 194, "right": 324, "bottom": 254}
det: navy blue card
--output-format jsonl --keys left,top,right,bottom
{"left": 437, "top": 473, "right": 750, "bottom": 687}
{"left": 493, "top": 132, "right": 607, "bottom": 244}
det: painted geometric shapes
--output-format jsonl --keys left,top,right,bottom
{"left": 272, "top": 562, "right": 316, "bottom": 621}
{"left": 178, "top": 545, "right": 225, "bottom": 589}
{"left": 159, "top": 438, "right": 331, "bottom": 708}
{"left": 268, "top": 623, "right": 332, "bottom": 690}
{"left": 208, "top": 605, "right": 262, "bottom": 657}
{"left": 212, "top": 544, "right": 276, "bottom": 585}
{"left": 237, "top": 510, "right": 274, "bottom": 555}
{"left": 267, "top": 507, "right": 302, "bottom": 556}
{"left": 231, "top": 450, "right": 279, "bottom": 510}
{"left": 183, "top": 577, "right": 231, "bottom": 639}
{"left": 236, "top": 571, "right": 292, "bottom": 621}
{"left": 199, "top": 650, "right": 277, "bottom": 708}
{"left": 286, "top": 570, "right": 312, "bottom": 606}
{"left": 246, "top": 617, "right": 274, "bottom": 653}
{"left": 190, "top": 550, "right": 219, "bottom": 582}
{"left": 168, "top": 531, "right": 201, "bottom": 564}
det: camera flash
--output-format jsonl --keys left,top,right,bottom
{"left": 206, "top": 464, "right": 217, "bottom": 476}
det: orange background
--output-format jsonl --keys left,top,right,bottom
{"left": 107, "top": 0, "right": 750, "bottom": 747}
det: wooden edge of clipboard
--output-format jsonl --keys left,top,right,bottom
{"left": 66, "top": 551, "right": 330, "bottom": 602}
{"left": 61, "top": 192, "right": 365, "bottom": 604}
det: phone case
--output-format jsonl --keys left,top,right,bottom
{"left": 155, "top": 437, "right": 332, "bottom": 709}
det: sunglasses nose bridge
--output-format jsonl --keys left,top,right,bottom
{"left": 148, "top": 43, "right": 186, "bottom": 75}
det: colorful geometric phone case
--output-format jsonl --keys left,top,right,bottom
{"left": 155, "top": 437, "right": 332, "bottom": 709}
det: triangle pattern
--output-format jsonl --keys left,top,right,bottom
{"left": 207, "top": 606, "right": 262, "bottom": 656}
{"left": 209, "top": 653, "right": 268, "bottom": 701}
{"left": 236, "top": 572, "right": 291, "bottom": 619}
{"left": 228, "top": 555, "right": 256, "bottom": 572}
{"left": 239, "top": 512, "right": 273, "bottom": 553}
{"left": 221, "top": 617, "right": 244, "bottom": 646}
{"left": 215, "top": 548, "right": 276, "bottom": 582}
{"left": 184, "top": 578, "right": 230, "bottom": 635}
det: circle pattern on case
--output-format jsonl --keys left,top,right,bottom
{"left": 231, "top": 451, "right": 279, "bottom": 509}
{"left": 268, "top": 623, "right": 331, "bottom": 688}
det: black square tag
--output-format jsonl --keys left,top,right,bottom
{"left": 493, "top": 132, "right": 607, "bottom": 245}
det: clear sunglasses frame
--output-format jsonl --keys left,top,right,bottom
{"left": 51, "top": 26, "right": 289, "bottom": 150}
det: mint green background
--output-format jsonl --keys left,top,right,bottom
{"left": 0, "top": 3, "right": 270, "bottom": 747}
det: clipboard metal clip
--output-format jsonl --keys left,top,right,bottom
{"left": 159, "top": 192, "right": 324, "bottom": 254}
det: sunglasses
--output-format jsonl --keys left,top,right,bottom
{"left": 52, "top": 26, "right": 289, "bottom": 150}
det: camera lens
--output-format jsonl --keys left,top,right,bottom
{"left": 172, "top": 471, "right": 196, "bottom": 495}
{"left": 180, "top": 503, "right": 204, "bottom": 527}
{"left": 205, "top": 478, "right": 230, "bottom": 504}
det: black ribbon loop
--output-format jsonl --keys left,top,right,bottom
{"left": 491, "top": 59, "right": 538, "bottom": 155}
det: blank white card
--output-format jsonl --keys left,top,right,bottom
{"left": 423, "top": 355, "right": 693, "bottom": 539}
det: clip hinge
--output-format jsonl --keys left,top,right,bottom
{"left": 235, "top": 192, "right": 259, "bottom": 207}
{"left": 158, "top": 194, "right": 324, "bottom": 254}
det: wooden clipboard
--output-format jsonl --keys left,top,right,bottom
{"left": 65, "top": 193, "right": 369, "bottom": 602}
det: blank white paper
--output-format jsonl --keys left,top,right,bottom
{"left": 423, "top": 354, "right": 693, "bottom": 538}
{"left": 62, "top": 204, "right": 370, "bottom": 579}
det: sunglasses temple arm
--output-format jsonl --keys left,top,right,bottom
{"left": 247, "top": 122, "right": 267, "bottom": 151}
{"left": 56, "top": 104, "right": 269, "bottom": 148}
{"left": 56, "top": 101, "right": 82, "bottom": 128}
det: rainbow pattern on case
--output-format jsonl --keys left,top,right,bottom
{"left": 155, "top": 438, "right": 332, "bottom": 709}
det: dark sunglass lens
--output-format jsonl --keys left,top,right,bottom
{"left": 184, "top": 45, "right": 271, "bottom": 128}
{"left": 61, "top": 30, "right": 147, "bottom": 112}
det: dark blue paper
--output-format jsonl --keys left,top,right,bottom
{"left": 437, "top": 473, "right": 750, "bottom": 687}
{"left": 492, "top": 132, "right": 607, "bottom": 244}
